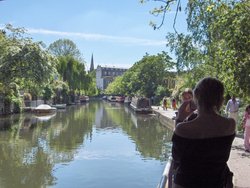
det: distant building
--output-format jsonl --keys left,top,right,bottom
{"left": 96, "top": 65, "right": 128, "bottom": 91}
{"left": 89, "top": 53, "right": 94, "bottom": 72}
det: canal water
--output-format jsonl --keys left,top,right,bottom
{"left": 0, "top": 101, "right": 173, "bottom": 188}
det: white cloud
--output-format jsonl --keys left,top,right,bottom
{"left": 27, "top": 28, "right": 166, "bottom": 46}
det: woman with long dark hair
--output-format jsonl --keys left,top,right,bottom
{"left": 172, "top": 77, "right": 235, "bottom": 188}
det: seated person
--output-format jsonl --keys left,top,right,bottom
{"left": 175, "top": 88, "right": 197, "bottom": 126}
{"left": 172, "top": 77, "right": 235, "bottom": 188}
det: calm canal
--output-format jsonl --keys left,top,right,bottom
{"left": 0, "top": 101, "right": 173, "bottom": 188}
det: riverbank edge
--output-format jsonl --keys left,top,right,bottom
{"left": 152, "top": 106, "right": 250, "bottom": 188}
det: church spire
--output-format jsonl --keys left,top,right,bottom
{"left": 90, "top": 53, "right": 94, "bottom": 72}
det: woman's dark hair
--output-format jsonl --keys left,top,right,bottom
{"left": 194, "top": 77, "right": 224, "bottom": 112}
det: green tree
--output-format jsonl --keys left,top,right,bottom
{"left": 85, "top": 70, "right": 99, "bottom": 96}
{"left": 209, "top": 1, "right": 250, "bottom": 98}
{"left": 142, "top": 0, "right": 250, "bottom": 101}
{"left": 51, "top": 80, "right": 69, "bottom": 104}
{"left": 105, "top": 52, "right": 174, "bottom": 97}
{"left": 42, "top": 85, "right": 54, "bottom": 104}
{"left": 0, "top": 24, "right": 57, "bottom": 113}
{"left": 48, "top": 39, "right": 82, "bottom": 60}
{"left": 166, "top": 33, "right": 203, "bottom": 73}
{"left": 0, "top": 24, "right": 56, "bottom": 86}
{"left": 57, "top": 56, "right": 86, "bottom": 91}
{"left": 50, "top": 39, "right": 96, "bottom": 96}
{"left": 105, "top": 76, "right": 125, "bottom": 95}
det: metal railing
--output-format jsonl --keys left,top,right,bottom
{"left": 157, "top": 156, "right": 173, "bottom": 188}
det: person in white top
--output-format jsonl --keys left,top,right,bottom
{"left": 226, "top": 95, "right": 240, "bottom": 128}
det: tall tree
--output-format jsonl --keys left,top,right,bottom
{"left": 48, "top": 39, "right": 96, "bottom": 95}
{"left": 141, "top": 0, "right": 250, "bottom": 100}
{"left": 210, "top": 1, "right": 250, "bottom": 98}
{"left": 0, "top": 24, "right": 57, "bottom": 90}
{"left": 106, "top": 52, "right": 174, "bottom": 97}
{"left": 48, "top": 39, "right": 82, "bottom": 60}
{"left": 56, "top": 55, "right": 92, "bottom": 94}
{"left": 0, "top": 24, "right": 57, "bottom": 112}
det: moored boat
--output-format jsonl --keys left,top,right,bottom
{"left": 130, "top": 97, "right": 152, "bottom": 114}
{"left": 107, "top": 96, "right": 117, "bottom": 102}
{"left": 116, "top": 96, "right": 125, "bottom": 103}
{"left": 33, "top": 104, "right": 57, "bottom": 114}
{"left": 124, "top": 96, "right": 132, "bottom": 105}
{"left": 80, "top": 95, "right": 89, "bottom": 103}
{"left": 51, "top": 103, "right": 67, "bottom": 109}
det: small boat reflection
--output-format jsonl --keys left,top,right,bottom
{"left": 51, "top": 103, "right": 67, "bottom": 109}
{"left": 33, "top": 113, "right": 56, "bottom": 122}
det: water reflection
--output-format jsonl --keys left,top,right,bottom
{"left": 33, "top": 113, "right": 56, "bottom": 122}
{"left": 0, "top": 101, "right": 173, "bottom": 188}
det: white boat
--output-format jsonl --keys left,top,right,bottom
{"left": 33, "top": 104, "right": 57, "bottom": 114}
{"left": 107, "top": 96, "right": 117, "bottom": 102}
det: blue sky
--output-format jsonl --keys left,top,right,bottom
{"left": 0, "top": 0, "right": 187, "bottom": 70}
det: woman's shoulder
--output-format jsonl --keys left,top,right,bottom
{"left": 223, "top": 116, "right": 236, "bottom": 128}
{"left": 219, "top": 116, "right": 236, "bottom": 134}
{"left": 175, "top": 115, "right": 236, "bottom": 138}
{"left": 174, "top": 121, "right": 195, "bottom": 137}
